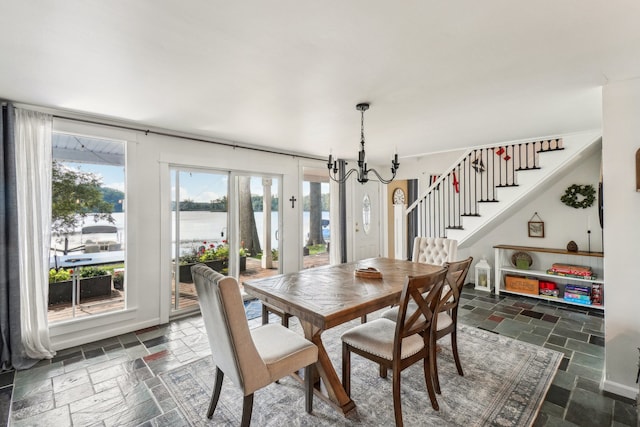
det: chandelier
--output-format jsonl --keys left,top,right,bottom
{"left": 327, "top": 103, "right": 399, "bottom": 184}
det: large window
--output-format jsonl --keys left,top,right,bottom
{"left": 49, "top": 133, "right": 126, "bottom": 322}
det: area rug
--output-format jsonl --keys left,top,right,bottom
{"left": 243, "top": 299, "right": 262, "bottom": 320}
{"left": 160, "top": 317, "right": 561, "bottom": 427}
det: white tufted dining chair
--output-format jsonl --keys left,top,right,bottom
{"left": 191, "top": 264, "right": 318, "bottom": 426}
{"left": 412, "top": 237, "right": 458, "bottom": 266}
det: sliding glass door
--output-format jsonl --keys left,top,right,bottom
{"left": 171, "top": 168, "right": 229, "bottom": 313}
{"left": 169, "top": 169, "right": 282, "bottom": 316}
{"left": 236, "top": 174, "right": 281, "bottom": 285}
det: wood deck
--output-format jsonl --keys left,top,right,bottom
{"left": 48, "top": 252, "right": 330, "bottom": 322}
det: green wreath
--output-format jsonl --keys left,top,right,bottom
{"left": 561, "top": 184, "right": 595, "bottom": 209}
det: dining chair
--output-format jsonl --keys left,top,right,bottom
{"left": 431, "top": 256, "right": 472, "bottom": 393}
{"left": 379, "top": 257, "right": 472, "bottom": 394}
{"left": 341, "top": 268, "right": 448, "bottom": 426}
{"left": 412, "top": 236, "right": 458, "bottom": 265}
{"left": 191, "top": 264, "right": 318, "bottom": 427}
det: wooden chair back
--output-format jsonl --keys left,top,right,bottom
{"left": 394, "top": 268, "right": 448, "bottom": 347}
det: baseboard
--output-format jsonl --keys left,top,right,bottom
{"left": 51, "top": 315, "right": 161, "bottom": 350}
{"left": 601, "top": 378, "right": 639, "bottom": 401}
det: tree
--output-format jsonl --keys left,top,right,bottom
{"left": 306, "top": 182, "right": 325, "bottom": 246}
{"left": 101, "top": 187, "right": 125, "bottom": 212}
{"left": 52, "top": 161, "right": 114, "bottom": 253}
{"left": 238, "top": 176, "right": 262, "bottom": 256}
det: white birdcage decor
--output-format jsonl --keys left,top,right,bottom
{"left": 475, "top": 257, "right": 492, "bottom": 292}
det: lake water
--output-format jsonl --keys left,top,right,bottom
{"left": 55, "top": 211, "right": 329, "bottom": 255}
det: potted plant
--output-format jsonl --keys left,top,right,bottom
{"left": 78, "top": 266, "right": 112, "bottom": 300}
{"left": 48, "top": 266, "right": 113, "bottom": 305}
{"left": 49, "top": 268, "right": 73, "bottom": 305}
{"left": 199, "top": 242, "right": 228, "bottom": 273}
{"left": 112, "top": 269, "right": 125, "bottom": 291}
{"left": 177, "top": 240, "right": 247, "bottom": 283}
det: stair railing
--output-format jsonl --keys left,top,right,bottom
{"left": 406, "top": 138, "right": 563, "bottom": 239}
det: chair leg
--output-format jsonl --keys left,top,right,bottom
{"left": 304, "top": 364, "right": 314, "bottom": 413}
{"left": 207, "top": 367, "right": 224, "bottom": 418}
{"left": 423, "top": 350, "right": 440, "bottom": 411}
{"left": 240, "top": 394, "right": 254, "bottom": 427}
{"left": 392, "top": 363, "right": 403, "bottom": 427}
{"left": 342, "top": 343, "right": 351, "bottom": 397}
{"left": 451, "top": 328, "right": 464, "bottom": 376}
{"left": 379, "top": 364, "right": 388, "bottom": 378}
{"left": 432, "top": 337, "right": 441, "bottom": 394}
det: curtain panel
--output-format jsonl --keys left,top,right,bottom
{"left": 0, "top": 103, "right": 31, "bottom": 370}
{"left": 14, "top": 108, "right": 55, "bottom": 362}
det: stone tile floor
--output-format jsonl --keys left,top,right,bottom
{"left": 0, "top": 285, "right": 637, "bottom": 426}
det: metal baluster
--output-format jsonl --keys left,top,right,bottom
{"left": 509, "top": 146, "right": 515, "bottom": 186}
{"left": 447, "top": 171, "right": 451, "bottom": 231}
{"left": 472, "top": 152, "right": 477, "bottom": 215}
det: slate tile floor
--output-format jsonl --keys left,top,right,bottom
{"left": 0, "top": 285, "right": 637, "bottom": 426}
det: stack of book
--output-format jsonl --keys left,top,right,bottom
{"left": 564, "top": 284, "right": 592, "bottom": 305}
{"left": 546, "top": 263, "right": 597, "bottom": 280}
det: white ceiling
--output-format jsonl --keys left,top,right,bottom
{"left": 1, "top": 1, "right": 639, "bottom": 164}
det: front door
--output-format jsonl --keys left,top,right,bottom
{"left": 351, "top": 179, "right": 382, "bottom": 261}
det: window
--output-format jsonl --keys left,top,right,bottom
{"left": 49, "top": 133, "right": 126, "bottom": 322}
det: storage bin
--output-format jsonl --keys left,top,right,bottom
{"left": 504, "top": 275, "right": 539, "bottom": 295}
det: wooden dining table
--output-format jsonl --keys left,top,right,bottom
{"left": 242, "top": 257, "right": 442, "bottom": 416}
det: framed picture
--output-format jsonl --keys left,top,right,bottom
{"left": 528, "top": 221, "right": 545, "bottom": 238}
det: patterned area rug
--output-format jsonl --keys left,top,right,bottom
{"left": 243, "top": 299, "right": 262, "bottom": 320}
{"left": 160, "top": 317, "right": 561, "bottom": 427}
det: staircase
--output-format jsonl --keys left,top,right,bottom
{"left": 405, "top": 130, "right": 602, "bottom": 248}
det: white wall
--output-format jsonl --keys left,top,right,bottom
{"left": 463, "top": 149, "right": 603, "bottom": 269}
{"left": 601, "top": 78, "right": 640, "bottom": 399}
{"left": 397, "top": 149, "right": 465, "bottom": 190}
{"left": 50, "top": 117, "right": 327, "bottom": 349}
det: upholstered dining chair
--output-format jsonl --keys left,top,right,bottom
{"left": 341, "top": 268, "right": 448, "bottom": 426}
{"left": 412, "top": 236, "right": 458, "bottom": 265}
{"left": 191, "top": 264, "right": 318, "bottom": 427}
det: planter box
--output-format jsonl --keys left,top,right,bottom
{"left": 178, "top": 257, "right": 244, "bottom": 283}
{"left": 49, "top": 275, "right": 112, "bottom": 305}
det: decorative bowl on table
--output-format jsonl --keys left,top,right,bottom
{"left": 355, "top": 267, "right": 383, "bottom": 279}
{"left": 511, "top": 251, "right": 533, "bottom": 270}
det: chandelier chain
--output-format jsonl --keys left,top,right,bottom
{"left": 327, "top": 103, "right": 399, "bottom": 184}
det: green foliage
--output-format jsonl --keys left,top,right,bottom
{"left": 179, "top": 240, "right": 247, "bottom": 264}
{"left": 79, "top": 266, "right": 109, "bottom": 278}
{"left": 250, "top": 195, "right": 279, "bottom": 212}
{"left": 100, "top": 187, "right": 125, "bottom": 212}
{"left": 113, "top": 270, "right": 124, "bottom": 288}
{"left": 302, "top": 193, "right": 330, "bottom": 211}
{"left": 560, "top": 184, "right": 596, "bottom": 209}
{"left": 200, "top": 243, "right": 229, "bottom": 262}
{"left": 49, "top": 268, "right": 71, "bottom": 283}
{"left": 52, "top": 161, "right": 115, "bottom": 237}
{"left": 307, "top": 244, "right": 327, "bottom": 255}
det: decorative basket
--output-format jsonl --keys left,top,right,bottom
{"left": 355, "top": 267, "right": 383, "bottom": 279}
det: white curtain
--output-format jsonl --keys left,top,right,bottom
{"left": 14, "top": 108, "right": 55, "bottom": 360}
